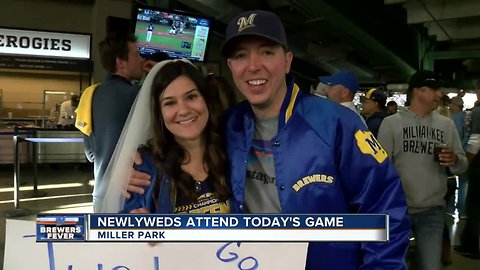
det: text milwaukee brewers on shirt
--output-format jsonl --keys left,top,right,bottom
{"left": 0, "top": 35, "right": 71, "bottom": 51}
{"left": 402, "top": 126, "right": 445, "bottom": 154}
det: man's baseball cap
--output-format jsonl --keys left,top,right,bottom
{"left": 364, "top": 88, "right": 387, "bottom": 106}
{"left": 319, "top": 71, "right": 359, "bottom": 93}
{"left": 221, "top": 10, "right": 288, "bottom": 57}
{"left": 408, "top": 70, "right": 441, "bottom": 92}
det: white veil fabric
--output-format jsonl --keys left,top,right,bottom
{"left": 97, "top": 59, "right": 192, "bottom": 213}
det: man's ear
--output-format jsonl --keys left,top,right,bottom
{"left": 412, "top": 87, "right": 420, "bottom": 98}
{"left": 115, "top": 57, "right": 125, "bottom": 71}
{"left": 285, "top": 51, "right": 293, "bottom": 74}
{"left": 341, "top": 86, "right": 351, "bottom": 99}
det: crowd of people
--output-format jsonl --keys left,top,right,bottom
{"left": 75, "top": 8, "right": 480, "bottom": 270}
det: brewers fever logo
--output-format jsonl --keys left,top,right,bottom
{"left": 36, "top": 214, "right": 85, "bottom": 241}
{"left": 354, "top": 130, "right": 387, "bottom": 163}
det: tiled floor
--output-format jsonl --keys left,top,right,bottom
{"left": 0, "top": 164, "right": 478, "bottom": 269}
{"left": 443, "top": 215, "right": 479, "bottom": 270}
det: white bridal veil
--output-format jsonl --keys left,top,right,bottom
{"left": 98, "top": 59, "right": 192, "bottom": 213}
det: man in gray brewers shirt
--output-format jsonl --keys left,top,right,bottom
{"left": 378, "top": 70, "right": 468, "bottom": 270}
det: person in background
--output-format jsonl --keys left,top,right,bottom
{"left": 436, "top": 92, "right": 451, "bottom": 117}
{"left": 450, "top": 96, "right": 468, "bottom": 148}
{"left": 127, "top": 10, "right": 411, "bottom": 270}
{"left": 143, "top": 51, "right": 171, "bottom": 72}
{"left": 57, "top": 95, "right": 79, "bottom": 129}
{"left": 361, "top": 88, "right": 387, "bottom": 137}
{"left": 319, "top": 71, "right": 366, "bottom": 123}
{"left": 122, "top": 60, "right": 230, "bottom": 214}
{"left": 449, "top": 96, "right": 469, "bottom": 217}
{"left": 439, "top": 95, "right": 469, "bottom": 265}
{"left": 386, "top": 100, "right": 398, "bottom": 115}
{"left": 205, "top": 74, "right": 238, "bottom": 117}
{"left": 85, "top": 32, "right": 145, "bottom": 212}
{"left": 146, "top": 23, "right": 154, "bottom": 42}
{"left": 377, "top": 70, "right": 468, "bottom": 270}
{"left": 454, "top": 88, "right": 480, "bottom": 259}
{"left": 309, "top": 78, "right": 327, "bottom": 98}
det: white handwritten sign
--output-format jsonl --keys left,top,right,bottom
{"left": 4, "top": 219, "right": 307, "bottom": 270}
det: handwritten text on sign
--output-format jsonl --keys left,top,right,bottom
{"left": 4, "top": 220, "right": 307, "bottom": 270}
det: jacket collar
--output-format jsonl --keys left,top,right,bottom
{"left": 240, "top": 74, "right": 302, "bottom": 131}
{"left": 278, "top": 74, "right": 301, "bottom": 128}
{"left": 106, "top": 74, "right": 134, "bottom": 85}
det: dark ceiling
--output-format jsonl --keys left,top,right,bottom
{"left": 146, "top": 0, "right": 480, "bottom": 90}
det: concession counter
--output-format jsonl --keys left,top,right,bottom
{"left": 0, "top": 128, "right": 86, "bottom": 164}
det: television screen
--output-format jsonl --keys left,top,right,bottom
{"left": 133, "top": 5, "right": 210, "bottom": 62}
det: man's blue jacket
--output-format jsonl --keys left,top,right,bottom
{"left": 223, "top": 78, "right": 411, "bottom": 269}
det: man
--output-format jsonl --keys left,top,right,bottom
{"left": 386, "top": 100, "right": 398, "bottom": 115}
{"left": 58, "top": 94, "right": 79, "bottom": 128}
{"left": 86, "top": 33, "right": 145, "bottom": 212}
{"left": 436, "top": 92, "right": 451, "bottom": 117}
{"left": 319, "top": 70, "right": 365, "bottom": 122}
{"left": 128, "top": 10, "right": 410, "bottom": 269}
{"left": 146, "top": 23, "right": 154, "bottom": 42}
{"left": 362, "top": 88, "right": 387, "bottom": 137}
{"left": 309, "top": 78, "right": 327, "bottom": 98}
{"left": 448, "top": 96, "right": 469, "bottom": 220}
{"left": 377, "top": 70, "right": 468, "bottom": 269}
{"left": 445, "top": 95, "right": 468, "bottom": 261}
{"left": 220, "top": 10, "right": 409, "bottom": 269}
{"left": 472, "top": 88, "right": 480, "bottom": 132}
{"left": 142, "top": 51, "right": 170, "bottom": 72}
{"left": 454, "top": 89, "right": 480, "bottom": 259}
{"left": 169, "top": 21, "right": 179, "bottom": 35}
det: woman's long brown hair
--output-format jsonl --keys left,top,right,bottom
{"left": 147, "top": 61, "right": 230, "bottom": 206}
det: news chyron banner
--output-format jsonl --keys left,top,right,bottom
{"left": 37, "top": 214, "right": 389, "bottom": 242}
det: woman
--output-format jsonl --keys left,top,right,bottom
{"left": 98, "top": 60, "right": 229, "bottom": 213}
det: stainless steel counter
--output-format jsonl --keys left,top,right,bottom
{"left": 35, "top": 130, "right": 86, "bottom": 163}
{"left": 0, "top": 128, "right": 86, "bottom": 164}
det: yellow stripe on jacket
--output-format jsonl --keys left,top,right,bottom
{"left": 75, "top": 84, "right": 100, "bottom": 136}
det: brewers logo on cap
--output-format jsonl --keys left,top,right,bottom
{"left": 221, "top": 10, "right": 288, "bottom": 57}
{"left": 237, "top": 13, "right": 257, "bottom": 32}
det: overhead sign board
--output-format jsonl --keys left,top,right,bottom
{"left": 0, "top": 28, "right": 91, "bottom": 59}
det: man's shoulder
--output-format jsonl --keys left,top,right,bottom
{"left": 100, "top": 75, "right": 135, "bottom": 88}
{"left": 472, "top": 106, "right": 480, "bottom": 118}
{"left": 452, "top": 111, "right": 466, "bottom": 120}
{"left": 96, "top": 77, "right": 138, "bottom": 99}
{"left": 382, "top": 112, "right": 402, "bottom": 124}
{"left": 366, "top": 115, "right": 384, "bottom": 126}
{"left": 433, "top": 111, "right": 455, "bottom": 124}
{"left": 299, "top": 94, "right": 346, "bottom": 115}
{"left": 298, "top": 95, "right": 367, "bottom": 133}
